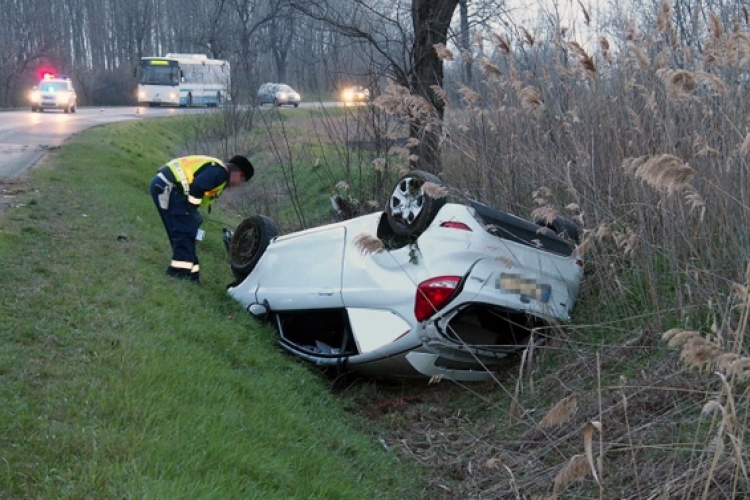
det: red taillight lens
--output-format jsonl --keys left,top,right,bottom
{"left": 440, "top": 221, "right": 472, "bottom": 231}
{"left": 414, "top": 276, "right": 462, "bottom": 322}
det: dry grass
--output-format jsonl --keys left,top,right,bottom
{"left": 339, "top": 2, "right": 750, "bottom": 498}
{"left": 232, "top": 4, "right": 750, "bottom": 497}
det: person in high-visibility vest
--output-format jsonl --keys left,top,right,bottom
{"left": 149, "top": 155, "right": 254, "bottom": 282}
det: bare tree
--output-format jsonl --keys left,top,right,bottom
{"left": 459, "top": 0, "right": 472, "bottom": 84}
{"left": 263, "top": 7, "right": 296, "bottom": 83}
{"left": 289, "top": 0, "right": 459, "bottom": 173}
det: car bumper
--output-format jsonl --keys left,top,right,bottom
{"left": 36, "top": 100, "right": 71, "bottom": 109}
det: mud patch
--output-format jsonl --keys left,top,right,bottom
{"left": 0, "top": 179, "right": 31, "bottom": 224}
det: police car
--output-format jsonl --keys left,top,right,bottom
{"left": 30, "top": 74, "right": 78, "bottom": 113}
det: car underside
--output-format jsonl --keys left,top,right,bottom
{"left": 273, "top": 302, "right": 554, "bottom": 374}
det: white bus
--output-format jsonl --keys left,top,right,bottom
{"left": 136, "top": 53, "right": 230, "bottom": 107}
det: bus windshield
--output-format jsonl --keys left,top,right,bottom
{"left": 138, "top": 61, "right": 179, "bottom": 86}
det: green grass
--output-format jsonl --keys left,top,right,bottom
{"left": 0, "top": 117, "right": 426, "bottom": 499}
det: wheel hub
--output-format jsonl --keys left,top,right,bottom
{"left": 390, "top": 178, "right": 425, "bottom": 224}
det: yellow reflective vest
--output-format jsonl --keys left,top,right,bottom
{"left": 166, "top": 155, "right": 228, "bottom": 208}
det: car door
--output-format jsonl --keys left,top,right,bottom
{"left": 254, "top": 225, "right": 346, "bottom": 310}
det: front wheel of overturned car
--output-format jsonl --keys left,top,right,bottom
{"left": 386, "top": 170, "right": 447, "bottom": 237}
{"left": 229, "top": 214, "right": 279, "bottom": 282}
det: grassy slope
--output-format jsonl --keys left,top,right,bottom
{"left": 0, "top": 118, "right": 424, "bottom": 499}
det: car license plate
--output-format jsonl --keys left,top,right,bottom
{"left": 498, "top": 273, "right": 551, "bottom": 303}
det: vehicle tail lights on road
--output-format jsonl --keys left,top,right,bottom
{"left": 414, "top": 276, "right": 462, "bottom": 321}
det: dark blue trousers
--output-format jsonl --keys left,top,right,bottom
{"left": 150, "top": 175, "right": 201, "bottom": 282}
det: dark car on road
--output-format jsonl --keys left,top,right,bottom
{"left": 257, "top": 83, "right": 301, "bottom": 107}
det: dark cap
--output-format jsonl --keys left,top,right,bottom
{"left": 227, "top": 155, "right": 254, "bottom": 181}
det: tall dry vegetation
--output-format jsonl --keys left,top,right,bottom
{"left": 214, "top": 3, "right": 750, "bottom": 495}
{"left": 359, "top": 2, "right": 750, "bottom": 499}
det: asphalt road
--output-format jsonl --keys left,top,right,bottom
{"left": 0, "top": 106, "right": 211, "bottom": 180}
{"left": 0, "top": 101, "right": 351, "bottom": 181}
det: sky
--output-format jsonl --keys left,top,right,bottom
{"left": 504, "top": 0, "right": 610, "bottom": 47}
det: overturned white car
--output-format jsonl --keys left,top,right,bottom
{"left": 226, "top": 171, "right": 584, "bottom": 382}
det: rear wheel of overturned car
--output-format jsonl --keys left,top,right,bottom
{"left": 386, "top": 170, "right": 447, "bottom": 237}
{"left": 229, "top": 214, "right": 279, "bottom": 282}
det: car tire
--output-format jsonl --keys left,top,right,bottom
{"left": 71, "top": 104, "right": 77, "bottom": 113}
{"left": 64, "top": 106, "right": 70, "bottom": 114}
{"left": 386, "top": 170, "right": 447, "bottom": 237}
{"left": 534, "top": 215, "right": 580, "bottom": 244}
{"left": 229, "top": 214, "right": 280, "bottom": 282}
{"left": 31, "top": 106, "right": 38, "bottom": 112}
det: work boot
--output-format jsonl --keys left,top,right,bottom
{"left": 166, "top": 267, "right": 191, "bottom": 279}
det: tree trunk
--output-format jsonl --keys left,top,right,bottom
{"left": 409, "top": 0, "right": 459, "bottom": 175}
{"left": 459, "top": 0, "right": 472, "bottom": 85}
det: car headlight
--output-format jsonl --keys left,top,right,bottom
{"left": 30, "top": 90, "right": 40, "bottom": 102}
{"left": 278, "top": 92, "right": 288, "bottom": 100}
{"left": 342, "top": 90, "right": 353, "bottom": 101}
{"left": 56, "top": 92, "right": 69, "bottom": 104}
{"left": 138, "top": 90, "right": 146, "bottom": 99}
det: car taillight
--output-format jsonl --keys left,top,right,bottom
{"left": 414, "top": 276, "right": 462, "bottom": 322}
{"left": 440, "top": 221, "right": 472, "bottom": 231}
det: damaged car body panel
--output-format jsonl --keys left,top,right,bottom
{"left": 227, "top": 171, "right": 584, "bottom": 382}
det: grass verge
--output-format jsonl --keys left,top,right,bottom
{"left": 0, "top": 117, "right": 426, "bottom": 499}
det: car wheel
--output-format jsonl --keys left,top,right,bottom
{"left": 294, "top": 103, "right": 299, "bottom": 108}
{"left": 64, "top": 105, "right": 70, "bottom": 114}
{"left": 386, "top": 170, "right": 447, "bottom": 237}
{"left": 31, "top": 106, "right": 38, "bottom": 112}
{"left": 71, "top": 104, "right": 77, "bottom": 113}
{"left": 534, "top": 215, "right": 580, "bottom": 244}
{"left": 229, "top": 214, "right": 279, "bottom": 282}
